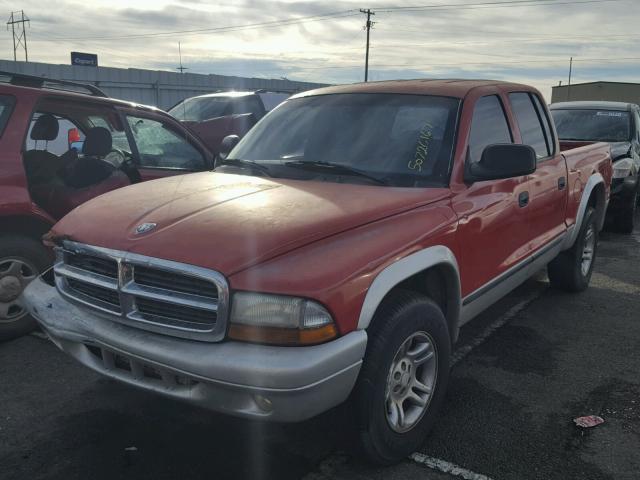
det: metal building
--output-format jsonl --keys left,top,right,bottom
{"left": 0, "top": 60, "right": 329, "bottom": 110}
{"left": 551, "top": 81, "right": 640, "bottom": 105}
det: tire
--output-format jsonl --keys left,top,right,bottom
{"left": 0, "top": 235, "right": 52, "bottom": 341}
{"left": 352, "top": 290, "right": 451, "bottom": 465}
{"left": 547, "top": 206, "right": 598, "bottom": 292}
{"left": 617, "top": 189, "right": 637, "bottom": 234}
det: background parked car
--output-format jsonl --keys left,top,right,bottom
{"left": 0, "top": 71, "right": 214, "bottom": 341}
{"left": 168, "top": 90, "right": 290, "bottom": 155}
{"left": 550, "top": 101, "right": 640, "bottom": 233}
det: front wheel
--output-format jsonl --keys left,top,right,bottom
{"left": 548, "top": 206, "right": 598, "bottom": 292}
{"left": 352, "top": 291, "right": 451, "bottom": 464}
{"left": 0, "top": 235, "right": 52, "bottom": 341}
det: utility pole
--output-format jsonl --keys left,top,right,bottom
{"left": 359, "top": 9, "right": 375, "bottom": 82}
{"left": 6, "top": 10, "right": 29, "bottom": 62}
{"left": 176, "top": 42, "right": 188, "bottom": 73}
{"left": 567, "top": 57, "right": 573, "bottom": 101}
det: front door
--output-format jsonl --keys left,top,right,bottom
{"left": 452, "top": 94, "right": 533, "bottom": 300}
{"left": 122, "top": 113, "right": 209, "bottom": 182}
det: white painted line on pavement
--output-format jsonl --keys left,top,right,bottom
{"left": 410, "top": 453, "right": 495, "bottom": 480}
{"left": 451, "top": 289, "right": 544, "bottom": 366}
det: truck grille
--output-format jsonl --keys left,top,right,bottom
{"left": 134, "top": 266, "right": 218, "bottom": 300}
{"left": 53, "top": 242, "right": 229, "bottom": 342}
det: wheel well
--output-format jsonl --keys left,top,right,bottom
{"left": 0, "top": 216, "right": 52, "bottom": 241}
{"left": 381, "top": 264, "right": 461, "bottom": 344}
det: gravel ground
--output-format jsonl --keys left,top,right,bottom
{"left": 1, "top": 224, "right": 638, "bottom": 480}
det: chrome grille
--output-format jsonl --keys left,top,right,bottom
{"left": 53, "top": 241, "right": 229, "bottom": 342}
{"left": 134, "top": 266, "right": 218, "bottom": 300}
{"left": 67, "top": 254, "right": 118, "bottom": 278}
{"left": 66, "top": 278, "right": 121, "bottom": 312}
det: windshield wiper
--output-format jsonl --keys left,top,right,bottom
{"left": 216, "top": 158, "right": 271, "bottom": 177}
{"left": 283, "top": 160, "right": 388, "bottom": 185}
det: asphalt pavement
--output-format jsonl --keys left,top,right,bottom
{"left": 1, "top": 223, "right": 638, "bottom": 480}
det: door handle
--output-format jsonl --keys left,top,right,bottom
{"left": 518, "top": 191, "right": 529, "bottom": 208}
{"left": 558, "top": 176, "right": 566, "bottom": 190}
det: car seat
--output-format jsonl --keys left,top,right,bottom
{"left": 35, "top": 127, "right": 130, "bottom": 219}
{"left": 23, "top": 114, "right": 65, "bottom": 184}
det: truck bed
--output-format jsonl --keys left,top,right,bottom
{"left": 561, "top": 141, "right": 612, "bottom": 228}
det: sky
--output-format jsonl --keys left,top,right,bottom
{"left": 0, "top": 0, "right": 638, "bottom": 100}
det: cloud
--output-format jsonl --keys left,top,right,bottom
{"left": 1, "top": 0, "right": 638, "bottom": 99}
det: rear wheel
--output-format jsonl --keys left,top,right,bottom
{"left": 0, "top": 235, "right": 52, "bottom": 341}
{"left": 548, "top": 207, "right": 597, "bottom": 292}
{"left": 352, "top": 290, "right": 450, "bottom": 464}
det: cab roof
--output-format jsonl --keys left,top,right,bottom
{"left": 293, "top": 79, "right": 535, "bottom": 100}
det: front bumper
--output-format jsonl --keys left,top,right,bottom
{"left": 24, "top": 278, "right": 367, "bottom": 422}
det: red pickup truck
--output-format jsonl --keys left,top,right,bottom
{"left": 0, "top": 72, "right": 213, "bottom": 340}
{"left": 25, "top": 80, "right": 612, "bottom": 464}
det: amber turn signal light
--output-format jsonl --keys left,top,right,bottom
{"left": 228, "top": 323, "right": 338, "bottom": 346}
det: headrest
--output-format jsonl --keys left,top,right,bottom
{"left": 30, "top": 114, "right": 59, "bottom": 141}
{"left": 82, "top": 127, "right": 112, "bottom": 157}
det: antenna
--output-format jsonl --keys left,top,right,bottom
{"left": 6, "top": 10, "right": 30, "bottom": 62}
{"left": 176, "top": 42, "right": 188, "bottom": 73}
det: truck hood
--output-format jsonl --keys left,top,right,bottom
{"left": 51, "top": 172, "right": 450, "bottom": 275}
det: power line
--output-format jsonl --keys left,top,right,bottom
{"left": 288, "top": 56, "right": 640, "bottom": 71}
{"left": 32, "top": 0, "right": 627, "bottom": 43}
{"left": 36, "top": 10, "right": 359, "bottom": 42}
{"left": 376, "top": 0, "right": 627, "bottom": 12}
{"left": 6, "top": 10, "right": 29, "bottom": 61}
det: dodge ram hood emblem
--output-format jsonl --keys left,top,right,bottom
{"left": 135, "top": 223, "right": 157, "bottom": 235}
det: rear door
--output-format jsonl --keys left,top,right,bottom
{"left": 508, "top": 92, "right": 567, "bottom": 251}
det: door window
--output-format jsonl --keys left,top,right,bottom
{"left": 232, "top": 95, "right": 265, "bottom": 118}
{"left": 531, "top": 94, "right": 555, "bottom": 156}
{"left": 468, "top": 95, "right": 512, "bottom": 164}
{"left": 126, "top": 115, "right": 205, "bottom": 170}
{"left": 509, "top": 92, "right": 551, "bottom": 159}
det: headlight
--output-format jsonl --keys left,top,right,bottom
{"left": 612, "top": 158, "right": 633, "bottom": 179}
{"left": 228, "top": 292, "right": 337, "bottom": 345}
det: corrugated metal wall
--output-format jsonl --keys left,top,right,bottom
{"left": 551, "top": 82, "right": 640, "bottom": 105}
{"left": 0, "top": 60, "right": 329, "bottom": 110}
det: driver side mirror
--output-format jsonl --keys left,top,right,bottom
{"left": 466, "top": 144, "right": 537, "bottom": 182}
{"left": 216, "top": 134, "right": 240, "bottom": 165}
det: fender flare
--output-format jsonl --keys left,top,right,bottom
{"left": 563, "top": 173, "right": 606, "bottom": 250}
{"left": 356, "top": 245, "right": 461, "bottom": 339}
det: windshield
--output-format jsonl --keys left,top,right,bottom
{"left": 228, "top": 93, "right": 460, "bottom": 187}
{"left": 169, "top": 96, "right": 232, "bottom": 121}
{"left": 551, "top": 109, "right": 631, "bottom": 142}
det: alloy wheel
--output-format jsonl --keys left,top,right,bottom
{"left": 385, "top": 331, "right": 438, "bottom": 433}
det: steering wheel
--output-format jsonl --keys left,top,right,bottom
{"left": 103, "top": 149, "right": 126, "bottom": 168}
{"left": 113, "top": 149, "right": 142, "bottom": 183}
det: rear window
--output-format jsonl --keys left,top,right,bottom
{"left": 169, "top": 97, "right": 232, "bottom": 122}
{"left": 0, "top": 95, "right": 16, "bottom": 137}
{"left": 509, "top": 92, "right": 550, "bottom": 159}
{"left": 551, "top": 109, "right": 631, "bottom": 142}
